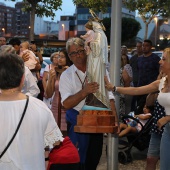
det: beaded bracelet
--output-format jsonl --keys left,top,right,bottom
{"left": 112, "top": 86, "right": 117, "bottom": 92}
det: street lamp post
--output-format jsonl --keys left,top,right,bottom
{"left": 154, "top": 17, "right": 158, "bottom": 46}
{"left": 62, "top": 24, "right": 65, "bottom": 40}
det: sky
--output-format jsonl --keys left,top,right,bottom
{"left": 1, "top": 0, "right": 76, "bottom": 22}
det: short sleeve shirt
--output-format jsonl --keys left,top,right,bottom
{"left": 137, "top": 53, "right": 160, "bottom": 86}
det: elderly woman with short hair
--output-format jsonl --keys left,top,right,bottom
{"left": 0, "top": 53, "right": 63, "bottom": 170}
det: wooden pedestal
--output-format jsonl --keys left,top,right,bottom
{"left": 74, "top": 110, "right": 118, "bottom": 133}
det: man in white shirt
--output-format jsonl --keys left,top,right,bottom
{"left": 59, "top": 37, "right": 118, "bottom": 170}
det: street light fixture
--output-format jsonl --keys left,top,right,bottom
{"left": 2, "top": 28, "right": 5, "bottom": 36}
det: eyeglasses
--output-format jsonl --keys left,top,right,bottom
{"left": 68, "top": 49, "right": 85, "bottom": 57}
{"left": 57, "top": 55, "right": 65, "bottom": 59}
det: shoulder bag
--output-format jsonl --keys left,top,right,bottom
{"left": 0, "top": 95, "right": 29, "bottom": 159}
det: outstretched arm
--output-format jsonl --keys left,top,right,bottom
{"left": 104, "top": 76, "right": 160, "bottom": 96}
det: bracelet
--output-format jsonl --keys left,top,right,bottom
{"left": 45, "top": 157, "right": 49, "bottom": 161}
{"left": 112, "top": 86, "right": 117, "bottom": 92}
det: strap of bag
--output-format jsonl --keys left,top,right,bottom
{"left": 0, "top": 95, "right": 29, "bottom": 159}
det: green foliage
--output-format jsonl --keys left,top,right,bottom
{"left": 123, "top": 0, "right": 170, "bottom": 19}
{"left": 123, "top": 0, "right": 170, "bottom": 39}
{"left": 72, "top": 0, "right": 111, "bottom": 12}
{"left": 122, "top": 17, "right": 141, "bottom": 42}
{"left": 102, "top": 17, "right": 141, "bottom": 44}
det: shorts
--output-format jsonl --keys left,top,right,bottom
{"left": 147, "top": 133, "right": 162, "bottom": 158}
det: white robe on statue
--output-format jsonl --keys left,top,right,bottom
{"left": 86, "top": 21, "right": 110, "bottom": 109}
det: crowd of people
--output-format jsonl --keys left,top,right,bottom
{"left": 0, "top": 24, "right": 169, "bottom": 170}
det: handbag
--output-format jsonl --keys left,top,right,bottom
{"left": 47, "top": 136, "right": 80, "bottom": 170}
{"left": 0, "top": 95, "right": 29, "bottom": 159}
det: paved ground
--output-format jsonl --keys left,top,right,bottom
{"left": 96, "top": 136, "right": 160, "bottom": 170}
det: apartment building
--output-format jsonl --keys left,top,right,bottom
{"left": 0, "top": 2, "right": 16, "bottom": 37}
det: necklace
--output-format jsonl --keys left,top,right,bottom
{"left": 1, "top": 88, "right": 21, "bottom": 94}
{"left": 75, "top": 71, "right": 86, "bottom": 89}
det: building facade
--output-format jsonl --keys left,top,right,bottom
{"left": 0, "top": 2, "right": 16, "bottom": 37}
{"left": 75, "top": 5, "right": 135, "bottom": 37}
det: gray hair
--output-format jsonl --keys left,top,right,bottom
{"left": 50, "top": 52, "right": 59, "bottom": 62}
{"left": 0, "top": 45, "right": 16, "bottom": 54}
{"left": 66, "top": 37, "right": 85, "bottom": 53}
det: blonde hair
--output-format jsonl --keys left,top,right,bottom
{"left": 163, "top": 47, "right": 170, "bottom": 63}
{"left": 21, "top": 41, "right": 29, "bottom": 49}
{"left": 0, "top": 45, "right": 16, "bottom": 54}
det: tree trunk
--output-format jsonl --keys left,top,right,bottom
{"left": 144, "top": 23, "right": 148, "bottom": 40}
{"left": 29, "top": 5, "right": 36, "bottom": 41}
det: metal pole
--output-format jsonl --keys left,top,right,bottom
{"left": 107, "top": 0, "right": 122, "bottom": 170}
{"left": 154, "top": 17, "right": 158, "bottom": 46}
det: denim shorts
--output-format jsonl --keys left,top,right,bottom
{"left": 160, "top": 123, "right": 170, "bottom": 170}
{"left": 147, "top": 133, "right": 162, "bottom": 158}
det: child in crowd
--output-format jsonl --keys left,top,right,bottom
{"left": 119, "top": 105, "right": 152, "bottom": 137}
{"left": 80, "top": 22, "right": 95, "bottom": 47}
{"left": 19, "top": 41, "right": 37, "bottom": 70}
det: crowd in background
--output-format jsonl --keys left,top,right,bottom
{"left": 0, "top": 35, "right": 169, "bottom": 170}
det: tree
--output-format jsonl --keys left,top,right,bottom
{"left": 7, "top": 0, "right": 62, "bottom": 41}
{"left": 123, "top": 0, "right": 170, "bottom": 40}
{"left": 72, "top": 0, "right": 111, "bottom": 12}
{"left": 103, "top": 17, "right": 141, "bottom": 44}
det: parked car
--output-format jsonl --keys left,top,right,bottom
{"left": 153, "top": 51, "right": 163, "bottom": 59}
{"left": 40, "top": 57, "right": 51, "bottom": 78}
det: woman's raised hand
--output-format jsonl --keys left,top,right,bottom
{"left": 48, "top": 68, "right": 56, "bottom": 81}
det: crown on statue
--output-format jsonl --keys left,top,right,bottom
{"left": 89, "top": 9, "right": 106, "bottom": 31}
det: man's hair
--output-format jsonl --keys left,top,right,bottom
{"left": 9, "top": 38, "right": 21, "bottom": 46}
{"left": 66, "top": 37, "right": 85, "bottom": 53}
{"left": 30, "top": 40, "right": 36, "bottom": 44}
{"left": 143, "top": 39, "right": 152, "bottom": 46}
{"left": 121, "top": 45, "right": 127, "bottom": 49}
{"left": 136, "top": 41, "right": 143, "bottom": 45}
{"left": 0, "top": 53, "right": 24, "bottom": 89}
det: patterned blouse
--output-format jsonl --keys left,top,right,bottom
{"left": 150, "top": 100, "right": 165, "bottom": 135}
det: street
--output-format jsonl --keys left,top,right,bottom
{"left": 97, "top": 136, "right": 160, "bottom": 170}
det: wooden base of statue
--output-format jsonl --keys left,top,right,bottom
{"left": 74, "top": 110, "right": 118, "bottom": 133}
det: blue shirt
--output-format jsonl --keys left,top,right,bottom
{"left": 137, "top": 53, "right": 160, "bottom": 86}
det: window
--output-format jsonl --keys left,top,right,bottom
{"left": 77, "top": 14, "right": 91, "bottom": 20}
{"left": 77, "top": 25, "right": 85, "bottom": 31}
{"left": 102, "top": 13, "right": 110, "bottom": 18}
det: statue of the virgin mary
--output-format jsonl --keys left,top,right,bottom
{"left": 83, "top": 10, "right": 110, "bottom": 110}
